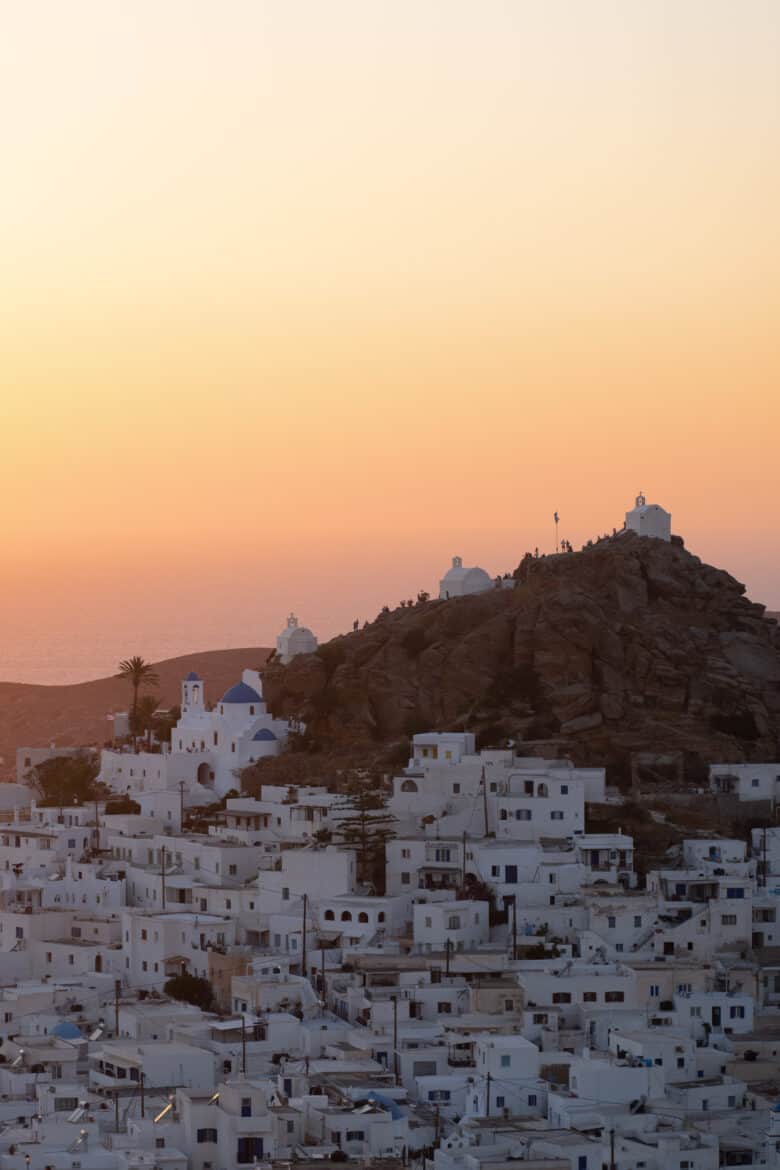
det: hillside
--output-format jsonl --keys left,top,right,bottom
{"left": 262, "top": 534, "right": 780, "bottom": 780}
{"left": 0, "top": 647, "right": 270, "bottom": 780}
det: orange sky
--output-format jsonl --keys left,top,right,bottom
{"left": 0, "top": 1, "right": 778, "bottom": 679}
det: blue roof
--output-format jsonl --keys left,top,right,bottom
{"left": 221, "top": 681, "right": 262, "bottom": 705}
{"left": 252, "top": 728, "right": 277, "bottom": 742}
{"left": 185, "top": 671, "right": 201, "bottom": 681}
{"left": 52, "top": 1021, "right": 82, "bottom": 1040}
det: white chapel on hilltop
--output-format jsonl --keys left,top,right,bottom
{"left": 624, "top": 492, "right": 672, "bottom": 541}
{"left": 439, "top": 556, "right": 493, "bottom": 600}
{"left": 276, "top": 613, "right": 318, "bottom": 663}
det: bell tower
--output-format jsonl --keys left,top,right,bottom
{"left": 182, "top": 671, "right": 204, "bottom": 715}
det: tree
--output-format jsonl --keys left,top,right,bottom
{"left": 331, "top": 777, "right": 396, "bottom": 891}
{"left": 163, "top": 972, "right": 215, "bottom": 1011}
{"left": 152, "top": 704, "right": 180, "bottom": 746}
{"left": 131, "top": 693, "right": 161, "bottom": 748}
{"left": 117, "top": 657, "right": 160, "bottom": 746}
{"left": 30, "top": 755, "right": 100, "bottom": 808}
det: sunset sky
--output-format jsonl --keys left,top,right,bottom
{"left": 0, "top": 0, "right": 778, "bottom": 683}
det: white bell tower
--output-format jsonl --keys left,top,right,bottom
{"left": 182, "top": 671, "right": 204, "bottom": 715}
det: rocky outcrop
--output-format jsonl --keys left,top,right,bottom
{"left": 263, "top": 534, "right": 780, "bottom": 775}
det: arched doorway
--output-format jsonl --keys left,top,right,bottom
{"left": 197, "top": 762, "right": 213, "bottom": 788}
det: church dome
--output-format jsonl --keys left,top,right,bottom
{"left": 220, "top": 682, "right": 262, "bottom": 705}
{"left": 252, "top": 728, "right": 277, "bottom": 742}
{"left": 185, "top": 671, "right": 201, "bottom": 681}
{"left": 52, "top": 1020, "right": 82, "bottom": 1040}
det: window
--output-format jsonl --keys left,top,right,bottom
{"left": 324, "top": 909, "right": 334, "bottom": 920}
{"left": 241, "top": 1097, "right": 252, "bottom": 1117}
{"left": 722, "top": 914, "right": 737, "bottom": 926}
{"left": 505, "top": 999, "right": 514, "bottom": 1011}
{"left": 437, "top": 1001, "right": 452, "bottom": 1014}
{"left": 453, "top": 783, "right": 460, "bottom": 794}
{"left": 435, "top": 848, "right": 451, "bottom": 862}
{"left": 229, "top": 864, "right": 237, "bottom": 876}
{"left": 550, "top": 811, "right": 564, "bottom": 821}
{"left": 752, "top": 777, "right": 760, "bottom": 787}
{"left": 583, "top": 991, "right": 597, "bottom": 1003}
{"left": 634, "top": 916, "right": 642, "bottom": 928}
{"left": 401, "top": 848, "right": 411, "bottom": 859}
{"left": 578, "top": 1159, "right": 587, "bottom": 1170}
{"left": 605, "top": 990, "right": 624, "bottom": 1003}
{"left": 447, "top": 915, "right": 461, "bottom": 930}
{"left": 552, "top": 992, "right": 571, "bottom": 1004}
{"left": 607, "top": 916, "right": 616, "bottom": 928}
{"left": 346, "top": 1131, "right": 365, "bottom": 1142}
{"left": 340, "top": 910, "right": 352, "bottom": 922}
{"left": 730, "top": 1005, "right": 745, "bottom": 1019}
{"left": 495, "top": 1095, "right": 505, "bottom": 1108}
{"left": 401, "top": 873, "right": 410, "bottom": 885}
{"left": 649, "top": 984, "right": 660, "bottom": 997}
{"left": 528, "top": 1094, "right": 537, "bottom": 1106}
{"left": 501, "top": 1054, "right": 511, "bottom": 1068}
{"left": 425, "top": 916, "right": 432, "bottom": 928}
{"left": 55, "top": 1097, "right": 79, "bottom": 1112}
{"left": 282, "top": 888, "right": 290, "bottom": 900}
{"left": 561, "top": 784, "right": 569, "bottom": 794}
{"left": 726, "top": 888, "right": 745, "bottom": 899}
{"left": 516, "top": 809, "right": 532, "bottom": 821}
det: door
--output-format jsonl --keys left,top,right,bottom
{"left": 712, "top": 1006, "right": 721, "bottom": 1027}
{"left": 505, "top": 865, "right": 518, "bottom": 884}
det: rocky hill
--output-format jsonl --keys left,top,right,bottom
{"left": 263, "top": 534, "right": 780, "bottom": 779}
{"left": 0, "top": 647, "right": 269, "bottom": 780}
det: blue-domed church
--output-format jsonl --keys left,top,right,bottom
{"left": 170, "top": 667, "right": 290, "bottom": 796}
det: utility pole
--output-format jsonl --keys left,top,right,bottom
{"left": 140, "top": 1071, "right": 145, "bottom": 1119}
{"left": 114, "top": 979, "right": 121, "bottom": 1037}
{"left": 554, "top": 511, "right": 560, "bottom": 553}
{"left": 609, "top": 1127, "right": 615, "bottom": 1170}
{"left": 94, "top": 794, "right": 100, "bottom": 850}
{"left": 241, "top": 1014, "right": 247, "bottom": 1076}
{"left": 301, "top": 893, "right": 308, "bottom": 979}
{"left": 320, "top": 947, "right": 327, "bottom": 999}
{"left": 512, "top": 897, "right": 518, "bottom": 961}
{"left": 178, "top": 780, "right": 185, "bottom": 830}
{"left": 485, "top": 1071, "right": 491, "bottom": 1117}
{"left": 434, "top": 1104, "right": 441, "bottom": 1144}
{"left": 114, "top": 1089, "right": 120, "bottom": 1133}
{"left": 445, "top": 937, "right": 452, "bottom": 978}
{"left": 392, "top": 995, "right": 399, "bottom": 1084}
{"left": 761, "top": 828, "right": 768, "bottom": 889}
{"left": 160, "top": 845, "right": 166, "bottom": 911}
{"left": 461, "top": 830, "right": 467, "bottom": 887}
{"left": 481, "top": 768, "right": 489, "bottom": 837}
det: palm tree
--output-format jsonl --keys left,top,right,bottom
{"left": 117, "top": 656, "right": 160, "bottom": 747}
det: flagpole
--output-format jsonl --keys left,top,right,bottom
{"left": 554, "top": 512, "right": 559, "bottom": 553}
